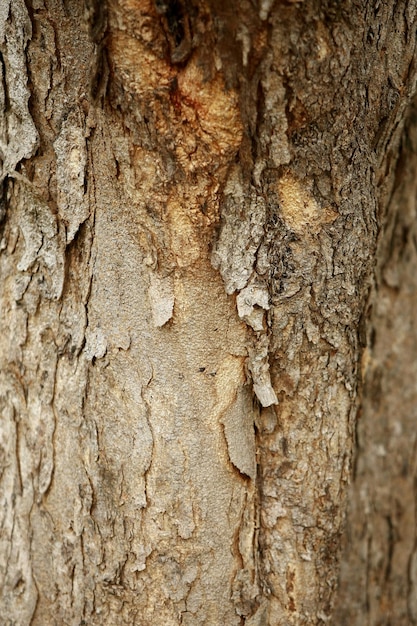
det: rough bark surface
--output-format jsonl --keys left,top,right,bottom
{"left": 334, "top": 99, "right": 417, "bottom": 626}
{"left": 0, "top": 1, "right": 416, "bottom": 625}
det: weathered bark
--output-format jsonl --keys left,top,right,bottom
{"left": 0, "top": 0, "right": 417, "bottom": 625}
{"left": 334, "top": 99, "right": 417, "bottom": 626}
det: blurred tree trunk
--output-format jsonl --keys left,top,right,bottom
{"left": 0, "top": 1, "right": 417, "bottom": 624}
{"left": 334, "top": 99, "right": 417, "bottom": 626}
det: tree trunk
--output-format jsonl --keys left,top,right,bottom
{"left": 1, "top": 1, "right": 417, "bottom": 624}
{"left": 334, "top": 98, "right": 417, "bottom": 626}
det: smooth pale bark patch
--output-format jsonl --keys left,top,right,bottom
{"left": 278, "top": 174, "right": 338, "bottom": 235}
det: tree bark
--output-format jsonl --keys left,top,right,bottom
{"left": 334, "top": 98, "right": 417, "bottom": 626}
{"left": 0, "top": 1, "right": 417, "bottom": 625}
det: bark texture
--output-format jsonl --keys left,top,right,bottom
{"left": 334, "top": 99, "right": 417, "bottom": 626}
{"left": 0, "top": 1, "right": 417, "bottom": 625}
